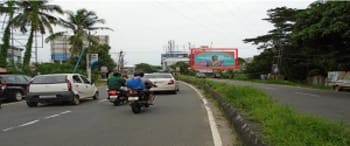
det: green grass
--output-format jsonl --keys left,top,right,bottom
{"left": 179, "top": 75, "right": 350, "bottom": 146}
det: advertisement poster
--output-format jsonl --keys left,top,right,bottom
{"left": 87, "top": 53, "right": 99, "bottom": 68}
{"left": 190, "top": 48, "right": 238, "bottom": 71}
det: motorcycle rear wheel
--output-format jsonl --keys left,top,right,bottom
{"left": 113, "top": 99, "right": 121, "bottom": 106}
{"left": 131, "top": 103, "right": 141, "bottom": 114}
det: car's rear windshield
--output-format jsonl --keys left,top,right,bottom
{"left": 32, "top": 75, "right": 67, "bottom": 84}
{"left": 145, "top": 74, "right": 172, "bottom": 79}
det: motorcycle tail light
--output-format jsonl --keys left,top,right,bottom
{"left": 108, "top": 90, "right": 118, "bottom": 95}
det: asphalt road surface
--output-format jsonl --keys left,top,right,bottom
{"left": 0, "top": 83, "right": 214, "bottom": 146}
{"left": 211, "top": 79, "right": 350, "bottom": 121}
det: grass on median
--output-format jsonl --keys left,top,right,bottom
{"left": 179, "top": 75, "right": 350, "bottom": 146}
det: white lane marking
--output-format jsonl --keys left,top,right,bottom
{"left": 2, "top": 110, "right": 72, "bottom": 132}
{"left": 60, "top": 110, "right": 72, "bottom": 115}
{"left": 1, "top": 101, "right": 25, "bottom": 106}
{"left": 18, "top": 120, "right": 40, "bottom": 127}
{"left": 180, "top": 81, "right": 223, "bottom": 146}
{"left": 98, "top": 99, "right": 107, "bottom": 103}
{"left": 2, "top": 127, "right": 15, "bottom": 132}
{"left": 295, "top": 92, "right": 320, "bottom": 97}
{"left": 44, "top": 114, "right": 60, "bottom": 119}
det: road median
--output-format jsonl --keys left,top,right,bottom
{"left": 179, "top": 75, "right": 350, "bottom": 146}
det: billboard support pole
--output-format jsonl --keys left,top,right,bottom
{"left": 72, "top": 47, "right": 87, "bottom": 73}
{"left": 86, "top": 53, "right": 91, "bottom": 82}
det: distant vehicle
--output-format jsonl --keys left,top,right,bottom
{"left": 26, "top": 73, "right": 98, "bottom": 107}
{"left": 195, "top": 72, "right": 206, "bottom": 78}
{"left": 0, "top": 74, "right": 32, "bottom": 101}
{"left": 327, "top": 71, "right": 350, "bottom": 92}
{"left": 214, "top": 72, "right": 221, "bottom": 78}
{"left": 144, "top": 73, "right": 179, "bottom": 94}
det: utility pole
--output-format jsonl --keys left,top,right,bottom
{"left": 117, "top": 51, "right": 124, "bottom": 72}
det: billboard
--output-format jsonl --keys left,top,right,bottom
{"left": 190, "top": 48, "right": 239, "bottom": 71}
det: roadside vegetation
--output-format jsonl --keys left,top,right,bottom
{"left": 0, "top": 0, "right": 114, "bottom": 82}
{"left": 179, "top": 75, "right": 350, "bottom": 146}
{"left": 243, "top": 2, "right": 350, "bottom": 82}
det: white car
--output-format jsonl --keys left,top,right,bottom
{"left": 26, "top": 73, "right": 98, "bottom": 107}
{"left": 144, "top": 73, "right": 179, "bottom": 94}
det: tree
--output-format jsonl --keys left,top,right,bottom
{"left": 88, "top": 44, "right": 116, "bottom": 71}
{"left": 0, "top": 1, "right": 18, "bottom": 67}
{"left": 244, "top": 49, "right": 274, "bottom": 79}
{"left": 292, "top": 1, "right": 350, "bottom": 71}
{"left": 170, "top": 62, "right": 191, "bottom": 74}
{"left": 244, "top": 7, "right": 300, "bottom": 78}
{"left": 11, "top": 0, "right": 63, "bottom": 69}
{"left": 135, "top": 63, "right": 158, "bottom": 73}
{"left": 46, "top": 8, "right": 112, "bottom": 56}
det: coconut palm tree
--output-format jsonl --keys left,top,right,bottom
{"left": 46, "top": 8, "right": 112, "bottom": 56}
{"left": 0, "top": 0, "right": 18, "bottom": 67}
{"left": 11, "top": 0, "right": 63, "bottom": 69}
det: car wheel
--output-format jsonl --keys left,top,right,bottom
{"left": 14, "top": 91, "right": 23, "bottom": 101}
{"left": 171, "top": 90, "right": 177, "bottom": 94}
{"left": 26, "top": 101, "right": 38, "bottom": 107}
{"left": 93, "top": 92, "right": 99, "bottom": 100}
{"left": 72, "top": 95, "right": 80, "bottom": 105}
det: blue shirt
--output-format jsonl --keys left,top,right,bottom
{"left": 126, "top": 77, "right": 145, "bottom": 90}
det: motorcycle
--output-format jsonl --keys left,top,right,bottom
{"left": 107, "top": 87, "right": 128, "bottom": 106}
{"left": 127, "top": 89, "right": 155, "bottom": 114}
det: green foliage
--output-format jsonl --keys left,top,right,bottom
{"left": 35, "top": 63, "right": 75, "bottom": 74}
{"left": 170, "top": 62, "right": 194, "bottom": 75}
{"left": 46, "top": 8, "right": 112, "bottom": 56}
{"left": 11, "top": 0, "right": 63, "bottom": 68}
{"left": 88, "top": 44, "right": 116, "bottom": 71}
{"left": 23, "top": 30, "right": 34, "bottom": 69}
{"left": 179, "top": 75, "right": 350, "bottom": 146}
{"left": 244, "top": 49, "right": 273, "bottom": 79}
{"left": 244, "top": 2, "right": 350, "bottom": 81}
{"left": 135, "top": 63, "right": 159, "bottom": 73}
{"left": 0, "top": 1, "right": 16, "bottom": 67}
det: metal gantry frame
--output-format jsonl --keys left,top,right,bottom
{"left": 0, "top": 12, "right": 44, "bottom": 65}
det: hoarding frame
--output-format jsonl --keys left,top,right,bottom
{"left": 189, "top": 48, "right": 239, "bottom": 72}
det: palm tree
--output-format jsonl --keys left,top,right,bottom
{"left": 46, "top": 8, "right": 112, "bottom": 56}
{"left": 11, "top": 0, "right": 63, "bottom": 68}
{"left": 0, "top": 0, "right": 18, "bottom": 67}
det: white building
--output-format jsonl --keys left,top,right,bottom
{"left": 161, "top": 51, "right": 189, "bottom": 71}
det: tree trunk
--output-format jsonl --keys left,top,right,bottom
{"left": 0, "top": 16, "right": 12, "bottom": 68}
{"left": 23, "top": 29, "right": 35, "bottom": 69}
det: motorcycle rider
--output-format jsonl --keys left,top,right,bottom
{"left": 139, "top": 72, "right": 156, "bottom": 104}
{"left": 126, "top": 72, "right": 145, "bottom": 90}
{"left": 107, "top": 72, "right": 126, "bottom": 99}
{"left": 126, "top": 72, "right": 155, "bottom": 104}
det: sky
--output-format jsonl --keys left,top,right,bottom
{"left": 37, "top": 0, "right": 314, "bottom": 65}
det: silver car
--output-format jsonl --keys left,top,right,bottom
{"left": 144, "top": 73, "right": 179, "bottom": 94}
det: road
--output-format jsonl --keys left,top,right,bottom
{"left": 0, "top": 83, "right": 214, "bottom": 146}
{"left": 211, "top": 79, "right": 350, "bottom": 121}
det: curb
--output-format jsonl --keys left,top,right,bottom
{"left": 184, "top": 79, "right": 266, "bottom": 146}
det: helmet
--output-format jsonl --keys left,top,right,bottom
{"left": 113, "top": 71, "right": 121, "bottom": 77}
{"left": 140, "top": 72, "right": 144, "bottom": 77}
{"left": 134, "top": 71, "right": 142, "bottom": 77}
